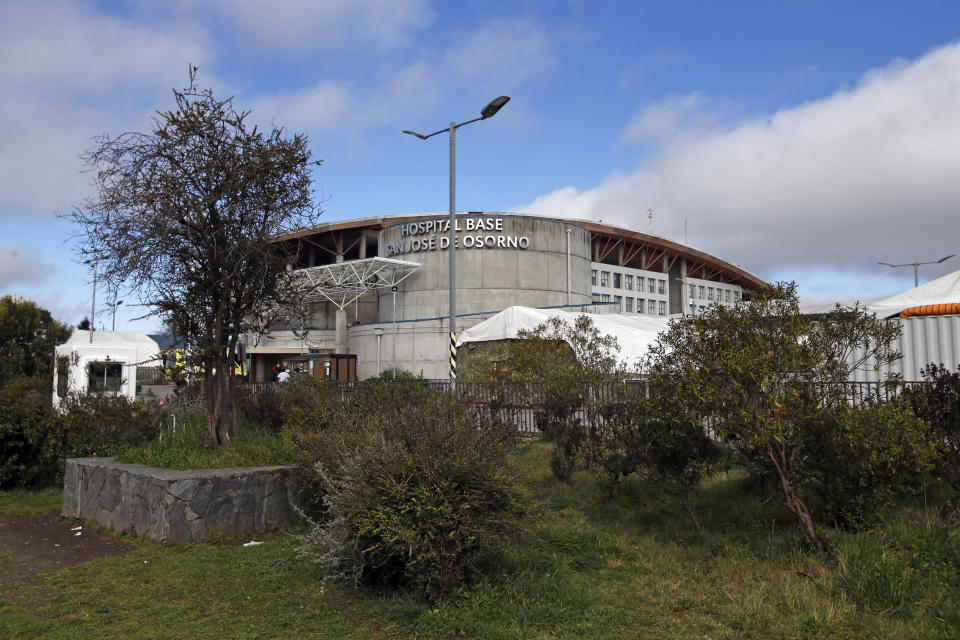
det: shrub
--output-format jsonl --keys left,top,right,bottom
{"left": 57, "top": 391, "right": 166, "bottom": 460}
{"left": 293, "top": 385, "right": 523, "bottom": 602}
{"left": 798, "top": 400, "right": 936, "bottom": 528}
{"left": 906, "top": 363, "right": 960, "bottom": 492}
{"left": 0, "top": 381, "right": 167, "bottom": 487}
{"left": 0, "top": 377, "right": 59, "bottom": 487}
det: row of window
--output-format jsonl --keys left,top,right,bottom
{"left": 600, "top": 294, "right": 667, "bottom": 316}
{"left": 592, "top": 270, "right": 665, "bottom": 295}
{"left": 687, "top": 284, "right": 740, "bottom": 303}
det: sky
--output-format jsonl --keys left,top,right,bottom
{"left": 2, "top": 0, "right": 960, "bottom": 333}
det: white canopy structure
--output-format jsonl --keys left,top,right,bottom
{"left": 295, "top": 257, "right": 421, "bottom": 309}
{"left": 456, "top": 306, "right": 672, "bottom": 371}
{"left": 862, "top": 269, "right": 960, "bottom": 318}
{"left": 802, "top": 269, "right": 960, "bottom": 319}
{"left": 53, "top": 331, "right": 162, "bottom": 406}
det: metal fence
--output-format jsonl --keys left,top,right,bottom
{"left": 240, "top": 378, "right": 928, "bottom": 433}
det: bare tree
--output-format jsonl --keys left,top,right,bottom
{"left": 66, "top": 68, "right": 321, "bottom": 444}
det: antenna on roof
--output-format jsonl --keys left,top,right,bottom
{"left": 647, "top": 208, "right": 653, "bottom": 234}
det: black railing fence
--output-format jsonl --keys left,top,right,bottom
{"left": 241, "top": 378, "right": 926, "bottom": 432}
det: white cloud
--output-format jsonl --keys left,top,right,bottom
{"left": 442, "top": 18, "right": 556, "bottom": 91}
{"left": 0, "top": 1, "right": 214, "bottom": 215}
{"left": 180, "top": 0, "right": 433, "bottom": 56}
{"left": 249, "top": 16, "right": 555, "bottom": 139}
{"left": 0, "top": 246, "right": 54, "bottom": 289}
{"left": 526, "top": 41, "right": 960, "bottom": 280}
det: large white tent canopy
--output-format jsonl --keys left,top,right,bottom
{"left": 801, "top": 269, "right": 960, "bottom": 318}
{"left": 456, "top": 306, "right": 672, "bottom": 371}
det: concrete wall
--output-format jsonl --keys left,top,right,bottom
{"left": 62, "top": 458, "right": 301, "bottom": 543}
{"left": 353, "top": 215, "right": 594, "bottom": 378}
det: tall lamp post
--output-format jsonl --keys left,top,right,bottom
{"left": 403, "top": 95, "right": 510, "bottom": 387}
{"left": 879, "top": 254, "right": 955, "bottom": 287}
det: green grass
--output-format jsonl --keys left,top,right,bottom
{"left": 114, "top": 418, "right": 292, "bottom": 470}
{"left": 0, "top": 487, "right": 62, "bottom": 516}
{"left": 2, "top": 441, "right": 958, "bottom": 639}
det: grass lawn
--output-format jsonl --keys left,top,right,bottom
{"left": 2, "top": 441, "right": 958, "bottom": 639}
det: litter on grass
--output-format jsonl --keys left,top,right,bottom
{"left": 242, "top": 541, "right": 262, "bottom": 547}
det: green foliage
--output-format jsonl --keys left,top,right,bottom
{"left": 0, "top": 380, "right": 167, "bottom": 488}
{"left": 511, "top": 315, "right": 626, "bottom": 482}
{"left": 292, "top": 381, "right": 524, "bottom": 602}
{"left": 799, "top": 400, "right": 936, "bottom": 527}
{"left": 56, "top": 392, "right": 166, "bottom": 461}
{"left": 2, "top": 443, "right": 960, "bottom": 638}
{"left": 907, "top": 363, "right": 960, "bottom": 491}
{"left": 0, "top": 377, "right": 59, "bottom": 487}
{"left": 115, "top": 416, "right": 291, "bottom": 470}
{"left": 0, "top": 295, "right": 72, "bottom": 389}
{"left": 648, "top": 282, "right": 904, "bottom": 551}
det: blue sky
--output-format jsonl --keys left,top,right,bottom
{"left": 2, "top": 0, "right": 959, "bottom": 332}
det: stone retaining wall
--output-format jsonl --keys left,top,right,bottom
{"left": 62, "top": 458, "right": 301, "bottom": 543}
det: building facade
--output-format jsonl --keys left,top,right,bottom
{"left": 244, "top": 212, "right": 766, "bottom": 381}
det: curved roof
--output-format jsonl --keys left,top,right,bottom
{"left": 276, "top": 212, "right": 767, "bottom": 291}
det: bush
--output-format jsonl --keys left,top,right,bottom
{"left": 0, "top": 377, "right": 58, "bottom": 487}
{"left": 57, "top": 391, "right": 166, "bottom": 461}
{"left": 798, "top": 400, "right": 936, "bottom": 528}
{"left": 0, "top": 380, "right": 167, "bottom": 488}
{"left": 292, "top": 382, "right": 523, "bottom": 602}
{"left": 906, "top": 363, "right": 960, "bottom": 492}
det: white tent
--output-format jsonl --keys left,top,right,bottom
{"left": 456, "top": 306, "right": 672, "bottom": 371}
{"left": 863, "top": 269, "right": 960, "bottom": 318}
{"left": 802, "top": 269, "right": 960, "bottom": 318}
{"left": 53, "top": 331, "right": 162, "bottom": 406}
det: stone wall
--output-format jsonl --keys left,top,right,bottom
{"left": 62, "top": 458, "right": 301, "bottom": 543}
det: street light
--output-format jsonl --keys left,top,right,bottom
{"left": 879, "top": 254, "right": 955, "bottom": 287}
{"left": 403, "top": 95, "right": 510, "bottom": 387}
{"left": 111, "top": 297, "right": 123, "bottom": 331}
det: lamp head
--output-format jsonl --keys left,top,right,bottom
{"left": 480, "top": 96, "right": 510, "bottom": 119}
{"left": 402, "top": 129, "right": 428, "bottom": 140}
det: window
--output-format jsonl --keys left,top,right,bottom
{"left": 699, "top": 285, "right": 705, "bottom": 299}
{"left": 707, "top": 287, "right": 714, "bottom": 301}
{"left": 614, "top": 295, "right": 622, "bottom": 310}
{"left": 601, "top": 294, "right": 610, "bottom": 302}
{"left": 689, "top": 302, "right": 697, "bottom": 315}
{"left": 648, "top": 278, "right": 655, "bottom": 293}
{"left": 638, "top": 298, "right": 645, "bottom": 313}
{"left": 689, "top": 284, "right": 695, "bottom": 299}
{"left": 724, "top": 289, "right": 731, "bottom": 303}
{"left": 591, "top": 270, "right": 597, "bottom": 286}
{"left": 658, "top": 279, "right": 665, "bottom": 295}
{"left": 625, "top": 298, "right": 633, "bottom": 312}
{"left": 658, "top": 300, "right": 666, "bottom": 315}
{"left": 601, "top": 271, "right": 610, "bottom": 287}
{"left": 636, "top": 277, "right": 643, "bottom": 291}
{"left": 613, "top": 273, "right": 621, "bottom": 289}
{"left": 87, "top": 361, "right": 123, "bottom": 393}
{"left": 648, "top": 300, "right": 656, "bottom": 314}
{"left": 624, "top": 274, "right": 633, "bottom": 290}
{"left": 734, "top": 291, "right": 740, "bottom": 300}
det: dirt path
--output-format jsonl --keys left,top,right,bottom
{"left": 0, "top": 509, "right": 137, "bottom": 590}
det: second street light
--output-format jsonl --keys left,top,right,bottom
{"left": 403, "top": 95, "right": 510, "bottom": 387}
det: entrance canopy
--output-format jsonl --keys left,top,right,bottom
{"left": 295, "top": 257, "right": 421, "bottom": 309}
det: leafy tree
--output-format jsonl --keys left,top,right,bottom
{"left": 77, "top": 316, "right": 91, "bottom": 330}
{"left": 0, "top": 295, "right": 72, "bottom": 389}
{"left": 907, "top": 363, "right": 960, "bottom": 492}
{"left": 650, "top": 283, "right": 902, "bottom": 551}
{"left": 66, "top": 68, "right": 321, "bottom": 445}
{"left": 508, "top": 315, "right": 627, "bottom": 482}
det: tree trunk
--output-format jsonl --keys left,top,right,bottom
{"left": 766, "top": 442, "right": 823, "bottom": 552}
{"left": 678, "top": 491, "right": 703, "bottom": 532}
